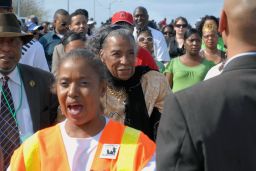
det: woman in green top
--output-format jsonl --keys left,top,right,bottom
{"left": 164, "top": 28, "right": 214, "bottom": 92}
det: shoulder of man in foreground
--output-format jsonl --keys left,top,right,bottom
{"left": 156, "top": 73, "right": 231, "bottom": 170}
{"left": 157, "top": 58, "right": 256, "bottom": 170}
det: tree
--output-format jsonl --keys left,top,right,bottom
{"left": 12, "top": 0, "right": 49, "bottom": 22}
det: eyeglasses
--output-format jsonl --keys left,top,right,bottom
{"left": 138, "top": 36, "right": 153, "bottom": 42}
{"left": 33, "top": 31, "right": 40, "bottom": 35}
{"left": 164, "top": 31, "right": 173, "bottom": 35}
{"left": 175, "top": 24, "right": 187, "bottom": 28}
{"left": 61, "top": 23, "right": 67, "bottom": 27}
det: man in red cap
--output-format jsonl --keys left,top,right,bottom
{"left": 111, "top": 11, "right": 159, "bottom": 71}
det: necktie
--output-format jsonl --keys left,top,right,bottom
{"left": 0, "top": 76, "right": 20, "bottom": 170}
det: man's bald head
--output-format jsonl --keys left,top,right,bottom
{"left": 133, "top": 6, "right": 148, "bottom": 16}
{"left": 221, "top": 0, "right": 256, "bottom": 51}
{"left": 133, "top": 6, "right": 149, "bottom": 30}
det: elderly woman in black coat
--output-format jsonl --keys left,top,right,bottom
{"left": 88, "top": 25, "right": 170, "bottom": 140}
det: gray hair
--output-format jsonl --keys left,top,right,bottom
{"left": 102, "top": 28, "right": 137, "bottom": 51}
{"left": 87, "top": 25, "right": 137, "bottom": 55}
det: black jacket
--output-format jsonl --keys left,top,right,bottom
{"left": 157, "top": 54, "right": 256, "bottom": 171}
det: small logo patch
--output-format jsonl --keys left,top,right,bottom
{"left": 100, "top": 144, "right": 120, "bottom": 159}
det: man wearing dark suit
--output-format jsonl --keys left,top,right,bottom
{"left": 156, "top": 0, "right": 256, "bottom": 170}
{"left": 0, "top": 13, "right": 58, "bottom": 169}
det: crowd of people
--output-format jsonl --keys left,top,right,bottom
{"left": 1, "top": 0, "right": 256, "bottom": 170}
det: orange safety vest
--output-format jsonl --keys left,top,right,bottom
{"left": 10, "top": 120, "right": 155, "bottom": 171}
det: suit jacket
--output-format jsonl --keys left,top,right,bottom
{"left": 18, "top": 64, "right": 58, "bottom": 132}
{"left": 157, "top": 54, "right": 256, "bottom": 171}
{"left": 51, "top": 44, "right": 65, "bottom": 75}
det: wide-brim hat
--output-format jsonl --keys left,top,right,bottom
{"left": 0, "top": 13, "right": 33, "bottom": 44}
{"left": 0, "top": 0, "right": 12, "bottom": 8}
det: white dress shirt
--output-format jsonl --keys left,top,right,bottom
{"left": 204, "top": 52, "right": 256, "bottom": 80}
{"left": 0, "top": 67, "right": 33, "bottom": 142}
{"left": 134, "top": 27, "right": 170, "bottom": 62}
{"left": 20, "top": 39, "right": 49, "bottom": 72}
{"left": 204, "top": 63, "right": 223, "bottom": 80}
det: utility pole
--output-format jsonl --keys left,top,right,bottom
{"left": 17, "top": 0, "right": 21, "bottom": 17}
{"left": 67, "top": 0, "right": 70, "bottom": 13}
{"left": 93, "top": 0, "right": 95, "bottom": 20}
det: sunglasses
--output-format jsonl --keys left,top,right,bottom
{"left": 164, "top": 31, "right": 173, "bottom": 35}
{"left": 138, "top": 36, "right": 153, "bottom": 42}
{"left": 175, "top": 24, "right": 187, "bottom": 28}
{"left": 33, "top": 31, "right": 40, "bottom": 35}
{"left": 61, "top": 23, "right": 67, "bottom": 27}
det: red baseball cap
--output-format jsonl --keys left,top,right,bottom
{"left": 111, "top": 11, "right": 134, "bottom": 25}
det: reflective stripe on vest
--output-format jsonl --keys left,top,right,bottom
{"left": 23, "top": 134, "right": 40, "bottom": 170}
{"left": 21, "top": 126, "right": 70, "bottom": 171}
{"left": 116, "top": 126, "right": 140, "bottom": 170}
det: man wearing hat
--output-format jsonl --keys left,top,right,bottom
{"left": 0, "top": 0, "right": 49, "bottom": 72}
{"left": 0, "top": 13, "right": 58, "bottom": 169}
{"left": 0, "top": 0, "right": 12, "bottom": 13}
{"left": 111, "top": 10, "right": 159, "bottom": 71}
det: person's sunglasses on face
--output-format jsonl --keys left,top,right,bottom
{"left": 175, "top": 24, "right": 187, "bottom": 28}
{"left": 61, "top": 22, "right": 67, "bottom": 27}
{"left": 164, "top": 31, "right": 173, "bottom": 36}
{"left": 138, "top": 36, "right": 153, "bottom": 42}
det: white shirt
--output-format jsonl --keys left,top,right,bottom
{"left": 20, "top": 39, "right": 49, "bottom": 72}
{"left": 134, "top": 27, "right": 170, "bottom": 62}
{"left": 60, "top": 119, "right": 156, "bottom": 171}
{"left": 204, "top": 62, "right": 223, "bottom": 80}
{"left": 204, "top": 52, "right": 256, "bottom": 80}
{"left": 0, "top": 67, "right": 33, "bottom": 142}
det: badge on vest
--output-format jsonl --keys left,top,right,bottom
{"left": 100, "top": 144, "right": 120, "bottom": 159}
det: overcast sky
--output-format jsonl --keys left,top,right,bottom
{"left": 41, "top": 0, "right": 224, "bottom": 27}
